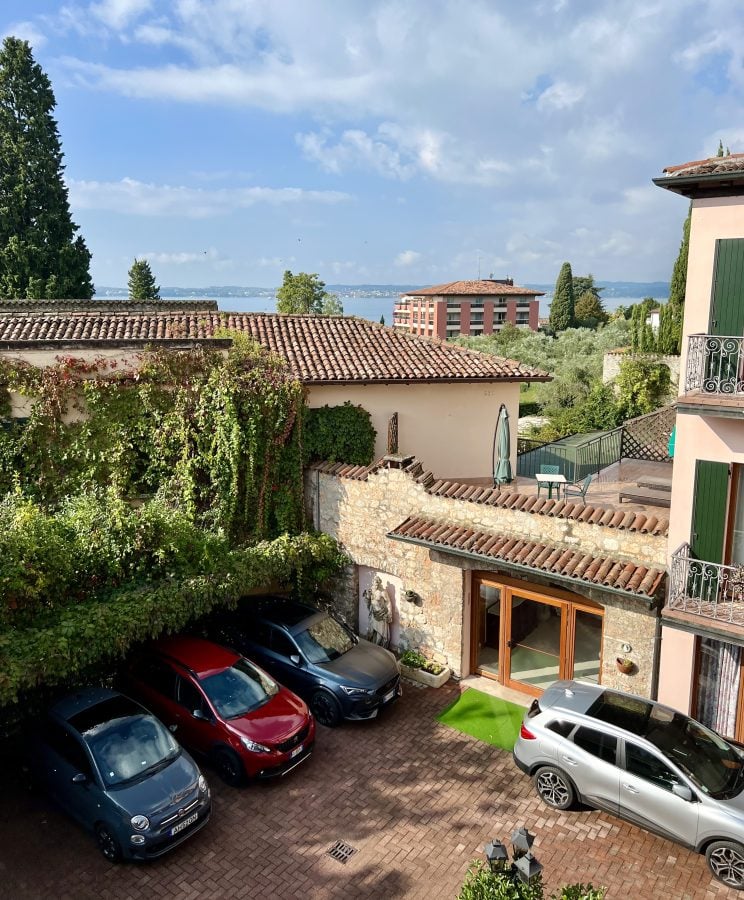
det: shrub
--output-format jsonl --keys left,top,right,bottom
{"left": 304, "top": 402, "right": 376, "bottom": 465}
{"left": 457, "top": 862, "right": 605, "bottom": 900}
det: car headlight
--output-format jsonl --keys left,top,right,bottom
{"left": 340, "top": 685, "right": 371, "bottom": 695}
{"left": 240, "top": 736, "right": 271, "bottom": 753}
{"left": 198, "top": 775, "right": 209, "bottom": 794}
{"left": 130, "top": 814, "right": 150, "bottom": 831}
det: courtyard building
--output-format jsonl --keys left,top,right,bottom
{"left": 654, "top": 152, "right": 744, "bottom": 741}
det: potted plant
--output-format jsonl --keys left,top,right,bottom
{"left": 399, "top": 649, "right": 451, "bottom": 688}
{"left": 616, "top": 657, "right": 635, "bottom": 675}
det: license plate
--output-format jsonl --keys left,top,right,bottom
{"left": 383, "top": 689, "right": 395, "bottom": 703}
{"left": 171, "top": 812, "right": 198, "bottom": 836}
{"left": 290, "top": 744, "right": 303, "bottom": 759}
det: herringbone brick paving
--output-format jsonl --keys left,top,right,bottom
{"left": 0, "top": 683, "right": 739, "bottom": 899}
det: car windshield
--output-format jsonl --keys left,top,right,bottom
{"left": 200, "top": 658, "right": 278, "bottom": 719}
{"left": 588, "top": 690, "right": 744, "bottom": 798}
{"left": 294, "top": 615, "right": 354, "bottom": 663}
{"left": 85, "top": 714, "right": 180, "bottom": 787}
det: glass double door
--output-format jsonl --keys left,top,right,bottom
{"left": 473, "top": 576, "right": 603, "bottom": 696}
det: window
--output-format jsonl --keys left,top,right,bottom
{"left": 177, "top": 676, "right": 210, "bottom": 717}
{"left": 269, "top": 626, "right": 297, "bottom": 658}
{"left": 200, "top": 659, "right": 278, "bottom": 719}
{"left": 624, "top": 743, "right": 680, "bottom": 792}
{"left": 294, "top": 615, "right": 354, "bottom": 663}
{"left": 573, "top": 727, "right": 617, "bottom": 764}
{"left": 546, "top": 720, "right": 574, "bottom": 738}
{"left": 47, "top": 722, "right": 93, "bottom": 776}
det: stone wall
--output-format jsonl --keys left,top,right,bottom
{"left": 306, "top": 463, "right": 666, "bottom": 694}
{"left": 602, "top": 350, "right": 681, "bottom": 388}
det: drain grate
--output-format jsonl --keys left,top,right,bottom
{"left": 327, "top": 840, "right": 358, "bottom": 864}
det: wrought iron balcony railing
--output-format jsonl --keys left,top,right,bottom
{"left": 685, "top": 334, "right": 744, "bottom": 395}
{"left": 669, "top": 543, "right": 744, "bottom": 625}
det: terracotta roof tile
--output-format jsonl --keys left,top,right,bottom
{"left": 662, "top": 153, "right": 744, "bottom": 177}
{"left": 310, "top": 456, "right": 670, "bottom": 536}
{"left": 388, "top": 516, "right": 665, "bottom": 601}
{"left": 0, "top": 311, "right": 549, "bottom": 384}
{"left": 402, "top": 280, "right": 543, "bottom": 297}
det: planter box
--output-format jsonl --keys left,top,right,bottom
{"left": 400, "top": 663, "right": 451, "bottom": 688}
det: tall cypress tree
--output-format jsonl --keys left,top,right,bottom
{"left": 549, "top": 261, "right": 575, "bottom": 332}
{"left": 128, "top": 258, "right": 160, "bottom": 300}
{"left": 0, "top": 37, "right": 93, "bottom": 299}
{"left": 666, "top": 203, "right": 690, "bottom": 353}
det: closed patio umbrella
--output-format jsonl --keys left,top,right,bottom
{"left": 493, "top": 403, "right": 513, "bottom": 486}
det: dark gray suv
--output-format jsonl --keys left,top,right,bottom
{"left": 206, "top": 597, "right": 401, "bottom": 727}
{"left": 29, "top": 688, "right": 211, "bottom": 861}
{"left": 513, "top": 680, "right": 744, "bottom": 890}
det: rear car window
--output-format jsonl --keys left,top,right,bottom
{"left": 546, "top": 720, "right": 574, "bottom": 738}
{"left": 573, "top": 726, "right": 617, "bottom": 764}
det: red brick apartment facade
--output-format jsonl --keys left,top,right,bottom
{"left": 393, "top": 278, "right": 542, "bottom": 338}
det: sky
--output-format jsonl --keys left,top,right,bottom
{"left": 1, "top": 0, "right": 742, "bottom": 290}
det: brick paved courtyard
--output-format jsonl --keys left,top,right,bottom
{"left": 1, "top": 683, "right": 739, "bottom": 900}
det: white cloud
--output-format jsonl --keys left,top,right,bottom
{"left": 142, "top": 247, "right": 223, "bottom": 265}
{"left": 67, "top": 177, "right": 351, "bottom": 217}
{"left": 89, "top": 0, "right": 152, "bottom": 30}
{"left": 395, "top": 250, "right": 422, "bottom": 267}
{"left": 536, "top": 81, "right": 585, "bottom": 111}
{"left": 2, "top": 21, "right": 48, "bottom": 48}
{"left": 296, "top": 129, "right": 414, "bottom": 179}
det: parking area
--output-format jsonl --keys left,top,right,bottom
{"left": 1, "top": 682, "right": 739, "bottom": 899}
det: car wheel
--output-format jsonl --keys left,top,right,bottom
{"left": 310, "top": 690, "right": 342, "bottom": 728}
{"left": 95, "top": 823, "right": 122, "bottom": 863}
{"left": 212, "top": 747, "right": 245, "bottom": 787}
{"left": 706, "top": 840, "right": 744, "bottom": 889}
{"left": 534, "top": 766, "right": 575, "bottom": 810}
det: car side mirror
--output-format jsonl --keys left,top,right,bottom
{"left": 672, "top": 783, "right": 695, "bottom": 802}
{"left": 192, "top": 708, "right": 210, "bottom": 721}
{"left": 290, "top": 654, "right": 302, "bottom": 666}
{"left": 71, "top": 772, "right": 88, "bottom": 785}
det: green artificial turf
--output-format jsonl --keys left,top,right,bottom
{"left": 436, "top": 688, "right": 526, "bottom": 750}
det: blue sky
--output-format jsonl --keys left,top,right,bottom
{"left": 2, "top": 0, "right": 742, "bottom": 289}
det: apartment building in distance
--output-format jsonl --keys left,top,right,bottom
{"left": 654, "top": 152, "right": 744, "bottom": 742}
{"left": 393, "top": 278, "right": 542, "bottom": 339}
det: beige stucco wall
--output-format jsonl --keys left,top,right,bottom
{"left": 656, "top": 625, "right": 695, "bottom": 713}
{"left": 306, "top": 381, "right": 521, "bottom": 480}
{"left": 680, "top": 196, "right": 744, "bottom": 382}
{"left": 307, "top": 464, "right": 665, "bottom": 690}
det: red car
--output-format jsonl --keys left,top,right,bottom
{"left": 124, "top": 636, "right": 314, "bottom": 786}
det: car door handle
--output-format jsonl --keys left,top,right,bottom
{"left": 561, "top": 755, "right": 578, "bottom": 766}
{"left": 169, "top": 724, "right": 178, "bottom": 733}
{"left": 622, "top": 783, "right": 640, "bottom": 794}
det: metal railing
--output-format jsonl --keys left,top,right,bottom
{"left": 669, "top": 543, "right": 744, "bottom": 625}
{"left": 685, "top": 334, "right": 744, "bottom": 395}
{"left": 516, "top": 428, "right": 623, "bottom": 481}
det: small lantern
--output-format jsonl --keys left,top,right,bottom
{"left": 483, "top": 839, "right": 509, "bottom": 873}
{"left": 511, "top": 826, "right": 535, "bottom": 859}
{"left": 514, "top": 852, "right": 543, "bottom": 885}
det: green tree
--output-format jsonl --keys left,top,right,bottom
{"left": 615, "top": 357, "right": 671, "bottom": 419}
{"left": 571, "top": 273, "right": 603, "bottom": 301}
{"left": 127, "top": 258, "right": 160, "bottom": 301}
{"left": 379, "top": 314, "right": 385, "bottom": 325}
{"left": 275, "top": 270, "right": 342, "bottom": 315}
{"left": 667, "top": 204, "right": 690, "bottom": 352}
{"left": 549, "top": 262, "right": 575, "bottom": 332}
{"left": 574, "top": 291, "right": 609, "bottom": 328}
{"left": 0, "top": 37, "right": 93, "bottom": 299}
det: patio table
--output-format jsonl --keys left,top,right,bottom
{"left": 535, "top": 472, "right": 567, "bottom": 500}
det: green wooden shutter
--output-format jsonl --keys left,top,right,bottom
{"left": 691, "top": 460, "right": 729, "bottom": 563}
{"left": 710, "top": 239, "right": 744, "bottom": 335}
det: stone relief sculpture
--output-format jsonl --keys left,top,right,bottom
{"left": 363, "top": 576, "right": 393, "bottom": 648}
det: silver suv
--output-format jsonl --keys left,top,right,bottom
{"left": 513, "top": 680, "right": 744, "bottom": 890}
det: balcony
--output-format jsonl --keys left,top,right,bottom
{"left": 669, "top": 543, "right": 744, "bottom": 626}
{"left": 679, "top": 334, "right": 744, "bottom": 416}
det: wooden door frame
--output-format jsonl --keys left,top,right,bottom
{"left": 692, "top": 634, "right": 744, "bottom": 743}
{"left": 470, "top": 571, "right": 604, "bottom": 695}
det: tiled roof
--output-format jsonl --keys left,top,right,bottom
{"left": 662, "top": 154, "right": 744, "bottom": 177}
{"left": 388, "top": 516, "right": 666, "bottom": 602}
{"left": 402, "top": 280, "right": 543, "bottom": 297}
{"left": 0, "top": 299, "right": 218, "bottom": 313}
{"left": 0, "top": 312, "right": 549, "bottom": 384}
{"left": 310, "top": 457, "right": 669, "bottom": 536}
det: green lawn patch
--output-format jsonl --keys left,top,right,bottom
{"left": 436, "top": 688, "right": 526, "bottom": 750}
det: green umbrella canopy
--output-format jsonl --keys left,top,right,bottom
{"left": 667, "top": 425, "right": 676, "bottom": 459}
{"left": 493, "top": 404, "right": 513, "bottom": 485}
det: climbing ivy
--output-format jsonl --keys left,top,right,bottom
{"left": 304, "top": 401, "right": 376, "bottom": 465}
{"left": 0, "top": 336, "right": 306, "bottom": 539}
